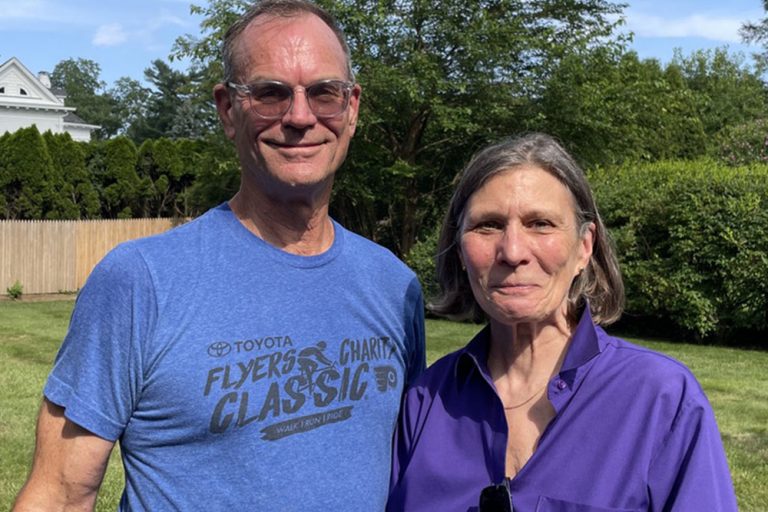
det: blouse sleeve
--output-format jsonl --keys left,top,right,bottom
{"left": 647, "top": 388, "right": 738, "bottom": 511}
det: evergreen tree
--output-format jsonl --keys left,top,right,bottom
{"left": 43, "top": 132, "right": 101, "bottom": 218}
{"left": 0, "top": 126, "right": 56, "bottom": 219}
{"left": 98, "top": 137, "right": 141, "bottom": 218}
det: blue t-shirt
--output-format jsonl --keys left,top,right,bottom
{"left": 388, "top": 309, "right": 737, "bottom": 511}
{"left": 45, "top": 203, "right": 426, "bottom": 511}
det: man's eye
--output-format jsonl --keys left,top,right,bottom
{"left": 309, "top": 84, "right": 343, "bottom": 102}
{"left": 251, "top": 85, "right": 290, "bottom": 103}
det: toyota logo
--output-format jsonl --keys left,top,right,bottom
{"left": 207, "top": 341, "right": 232, "bottom": 358}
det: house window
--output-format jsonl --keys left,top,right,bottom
{"left": 20, "top": 88, "right": 28, "bottom": 95}
{"left": 0, "top": 86, "right": 4, "bottom": 94}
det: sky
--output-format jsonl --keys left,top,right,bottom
{"left": 1, "top": 0, "right": 766, "bottom": 89}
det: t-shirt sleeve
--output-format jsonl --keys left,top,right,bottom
{"left": 404, "top": 276, "right": 426, "bottom": 386}
{"left": 44, "top": 243, "right": 157, "bottom": 441}
{"left": 646, "top": 382, "right": 738, "bottom": 511}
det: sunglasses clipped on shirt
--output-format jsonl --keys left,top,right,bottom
{"left": 479, "top": 479, "right": 514, "bottom": 512}
{"left": 227, "top": 79, "right": 355, "bottom": 120}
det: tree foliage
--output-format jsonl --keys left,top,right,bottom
{"left": 0, "top": 126, "right": 56, "bottom": 219}
{"left": 715, "top": 118, "right": 768, "bottom": 166}
{"left": 42, "top": 132, "right": 100, "bottom": 219}
{"left": 50, "top": 58, "right": 121, "bottom": 139}
{"left": 89, "top": 137, "right": 141, "bottom": 218}
{"left": 136, "top": 137, "right": 200, "bottom": 217}
{"left": 110, "top": 60, "right": 217, "bottom": 143}
{"left": 537, "top": 48, "right": 707, "bottom": 165}
{"left": 670, "top": 48, "right": 767, "bottom": 138}
{"left": 739, "top": 0, "right": 768, "bottom": 71}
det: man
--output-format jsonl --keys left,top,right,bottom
{"left": 13, "top": 1, "right": 425, "bottom": 510}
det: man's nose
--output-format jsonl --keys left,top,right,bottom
{"left": 282, "top": 88, "right": 317, "bottom": 127}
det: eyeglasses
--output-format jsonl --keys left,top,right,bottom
{"left": 479, "top": 480, "right": 513, "bottom": 512}
{"left": 227, "top": 79, "right": 355, "bottom": 119}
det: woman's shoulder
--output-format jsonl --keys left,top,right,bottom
{"left": 408, "top": 346, "right": 466, "bottom": 393}
{"left": 595, "top": 328, "right": 709, "bottom": 405}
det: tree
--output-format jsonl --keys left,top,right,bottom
{"left": 136, "top": 138, "right": 190, "bottom": 217}
{"left": 536, "top": 48, "right": 707, "bottom": 166}
{"left": 88, "top": 137, "right": 141, "bottom": 218}
{"left": 0, "top": 132, "right": 11, "bottom": 217}
{"left": 50, "top": 58, "right": 121, "bottom": 139}
{"left": 175, "top": 0, "right": 627, "bottom": 255}
{"left": 43, "top": 132, "right": 101, "bottom": 219}
{"left": 111, "top": 60, "right": 217, "bottom": 143}
{"left": 0, "top": 126, "right": 56, "bottom": 219}
{"left": 740, "top": 0, "right": 768, "bottom": 71}
{"left": 670, "top": 48, "right": 767, "bottom": 138}
{"left": 110, "top": 77, "right": 152, "bottom": 139}
{"left": 184, "top": 135, "right": 240, "bottom": 216}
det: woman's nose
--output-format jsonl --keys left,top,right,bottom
{"left": 496, "top": 226, "right": 530, "bottom": 266}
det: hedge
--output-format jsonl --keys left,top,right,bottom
{"left": 590, "top": 159, "right": 768, "bottom": 343}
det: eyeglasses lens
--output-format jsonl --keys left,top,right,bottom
{"left": 247, "top": 81, "right": 349, "bottom": 119}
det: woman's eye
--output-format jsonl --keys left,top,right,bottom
{"left": 472, "top": 221, "right": 503, "bottom": 232}
{"left": 530, "top": 219, "right": 554, "bottom": 230}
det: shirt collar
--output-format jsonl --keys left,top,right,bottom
{"left": 560, "top": 306, "right": 603, "bottom": 372}
{"left": 453, "top": 307, "right": 604, "bottom": 386}
{"left": 455, "top": 325, "right": 492, "bottom": 387}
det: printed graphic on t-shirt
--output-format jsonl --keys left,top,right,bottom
{"left": 203, "top": 335, "right": 400, "bottom": 439}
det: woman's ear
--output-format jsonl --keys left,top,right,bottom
{"left": 577, "top": 222, "right": 596, "bottom": 275}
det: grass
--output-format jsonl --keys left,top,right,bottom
{"left": 1, "top": 301, "right": 766, "bottom": 510}
{"left": 0, "top": 300, "right": 124, "bottom": 510}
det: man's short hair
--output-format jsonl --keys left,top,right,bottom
{"left": 221, "top": 0, "right": 354, "bottom": 83}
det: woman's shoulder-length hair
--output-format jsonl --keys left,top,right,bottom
{"left": 429, "top": 132, "right": 624, "bottom": 326}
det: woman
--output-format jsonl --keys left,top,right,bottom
{"left": 387, "top": 134, "right": 737, "bottom": 511}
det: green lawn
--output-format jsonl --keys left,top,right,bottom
{"left": 1, "top": 300, "right": 766, "bottom": 510}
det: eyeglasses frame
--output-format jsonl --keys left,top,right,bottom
{"left": 226, "top": 79, "right": 356, "bottom": 120}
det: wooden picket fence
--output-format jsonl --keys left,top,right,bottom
{"left": 0, "top": 218, "right": 186, "bottom": 295}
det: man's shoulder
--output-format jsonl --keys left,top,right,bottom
{"left": 90, "top": 207, "right": 228, "bottom": 284}
{"left": 115, "top": 206, "right": 226, "bottom": 256}
{"left": 337, "top": 223, "right": 414, "bottom": 274}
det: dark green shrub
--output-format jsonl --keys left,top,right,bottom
{"left": 404, "top": 225, "right": 440, "bottom": 304}
{"left": 591, "top": 160, "right": 768, "bottom": 342}
{"left": 0, "top": 126, "right": 55, "bottom": 219}
{"left": 714, "top": 118, "right": 768, "bottom": 167}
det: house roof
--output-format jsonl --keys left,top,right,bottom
{"left": 0, "top": 57, "right": 74, "bottom": 113}
{"left": 63, "top": 111, "right": 100, "bottom": 129}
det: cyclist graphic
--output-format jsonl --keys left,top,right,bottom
{"left": 295, "top": 341, "right": 337, "bottom": 395}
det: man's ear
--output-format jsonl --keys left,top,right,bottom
{"left": 213, "top": 84, "right": 237, "bottom": 140}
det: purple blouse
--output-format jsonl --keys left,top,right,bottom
{"left": 387, "top": 310, "right": 738, "bottom": 511}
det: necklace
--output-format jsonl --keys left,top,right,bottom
{"left": 502, "top": 382, "right": 548, "bottom": 410}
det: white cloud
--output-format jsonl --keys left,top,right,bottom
{"left": 626, "top": 12, "right": 746, "bottom": 43}
{"left": 93, "top": 23, "right": 128, "bottom": 47}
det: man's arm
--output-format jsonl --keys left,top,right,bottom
{"left": 13, "top": 398, "right": 115, "bottom": 511}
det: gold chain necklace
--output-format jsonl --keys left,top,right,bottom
{"left": 502, "top": 382, "right": 548, "bottom": 410}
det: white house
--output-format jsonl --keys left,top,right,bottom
{"left": 0, "top": 57, "right": 100, "bottom": 142}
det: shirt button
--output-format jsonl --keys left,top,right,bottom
{"left": 556, "top": 380, "right": 567, "bottom": 390}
